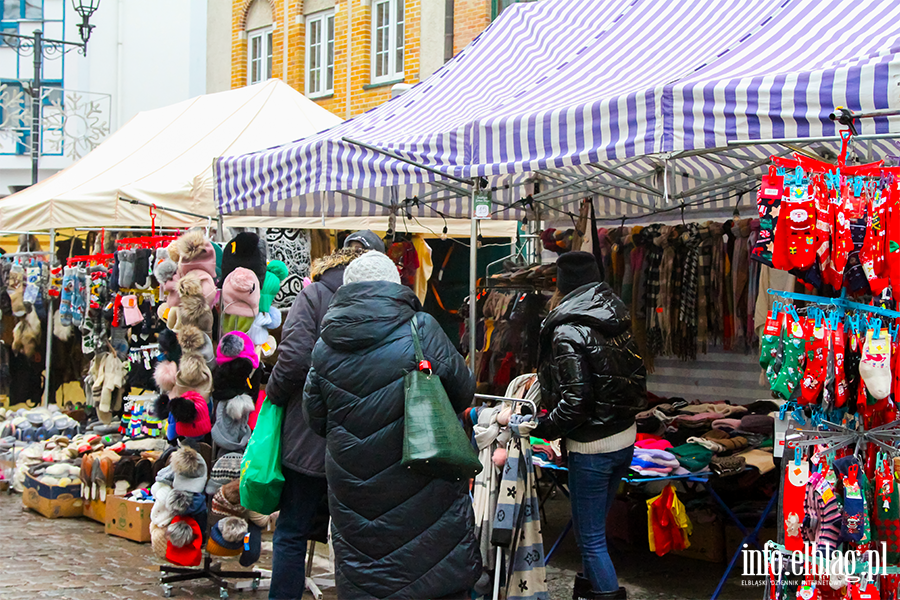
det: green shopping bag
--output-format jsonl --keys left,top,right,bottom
{"left": 239, "top": 399, "right": 284, "bottom": 515}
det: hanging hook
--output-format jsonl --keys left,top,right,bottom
{"left": 149, "top": 204, "right": 157, "bottom": 236}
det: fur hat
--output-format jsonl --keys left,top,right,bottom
{"left": 310, "top": 248, "right": 364, "bottom": 282}
{"left": 174, "top": 230, "right": 217, "bottom": 279}
{"left": 259, "top": 260, "right": 288, "bottom": 313}
{"left": 221, "top": 232, "right": 267, "bottom": 287}
{"left": 171, "top": 444, "right": 208, "bottom": 493}
{"left": 222, "top": 268, "right": 260, "bottom": 317}
{"left": 166, "top": 515, "right": 202, "bottom": 566}
{"left": 154, "top": 361, "right": 178, "bottom": 393}
{"left": 216, "top": 331, "right": 260, "bottom": 369}
{"left": 172, "top": 353, "right": 213, "bottom": 399}
{"left": 163, "top": 275, "right": 180, "bottom": 307}
{"left": 343, "top": 251, "right": 401, "bottom": 285}
{"left": 211, "top": 395, "right": 254, "bottom": 451}
{"left": 212, "top": 358, "right": 254, "bottom": 402}
{"left": 154, "top": 246, "right": 177, "bottom": 286}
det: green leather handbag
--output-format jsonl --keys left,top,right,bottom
{"left": 402, "top": 318, "right": 483, "bottom": 481}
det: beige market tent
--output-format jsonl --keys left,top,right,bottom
{"left": 0, "top": 79, "right": 514, "bottom": 236}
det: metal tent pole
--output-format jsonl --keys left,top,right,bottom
{"left": 469, "top": 183, "right": 478, "bottom": 370}
{"left": 41, "top": 227, "right": 55, "bottom": 407}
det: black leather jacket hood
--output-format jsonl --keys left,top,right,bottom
{"left": 534, "top": 282, "right": 647, "bottom": 442}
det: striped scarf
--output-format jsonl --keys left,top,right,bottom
{"left": 642, "top": 224, "right": 665, "bottom": 358}
{"left": 696, "top": 223, "right": 715, "bottom": 353}
{"left": 656, "top": 226, "right": 676, "bottom": 356}
{"left": 708, "top": 222, "right": 726, "bottom": 346}
{"left": 677, "top": 224, "right": 701, "bottom": 360}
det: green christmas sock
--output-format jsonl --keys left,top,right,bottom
{"left": 772, "top": 330, "right": 807, "bottom": 399}
{"left": 760, "top": 312, "right": 783, "bottom": 387}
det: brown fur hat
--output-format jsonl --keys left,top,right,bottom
{"left": 12, "top": 310, "right": 41, "bottom": 359}
{"left": 172, "top": 353, "right": 212, "bottom": 398}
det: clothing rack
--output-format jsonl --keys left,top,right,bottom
{"left": 766, "top": 288, "right": 900, "bottom": 320}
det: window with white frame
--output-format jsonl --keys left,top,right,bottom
{"left": 248, "top": 27, "right": 273, "bottom": 85}
{"left": 371, "top": 0, "right": 404, "bottom": 84}
{"left": 306, "top": 10, "right": 335, "bottom": 97}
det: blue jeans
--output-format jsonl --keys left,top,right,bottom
{"left": 269, "top": 468, "right": 328, "bottom": 600}
{"left": 567, "top": 445, "right": 634, "bottom": 594}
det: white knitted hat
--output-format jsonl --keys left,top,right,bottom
{"left": 342, "top": 251, "right": 401, "bottom": 285}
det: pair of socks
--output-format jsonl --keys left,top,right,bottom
{"left": 771, "top": 319, "right": 808, "bottom": 400}
{"left": 860, "top": 329, "right": 892, "bottom": 400}
{"left": 773, "top": 180, "right": 816, "bottom": 271}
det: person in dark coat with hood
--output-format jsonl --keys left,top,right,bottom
{"left": 266, "top": 241, "right": 372, "bottom": 600}
{"left": 303, "top": 251, "right": 480, "bottom": 600}
{"left": 531, "top": 251, "right": 646, "bottom": 600}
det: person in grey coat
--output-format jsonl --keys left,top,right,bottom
{"left": 266, "top": 238, "right": 375, "bottom": 600}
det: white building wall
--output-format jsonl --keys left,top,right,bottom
{"left": 206, "top": 0, "right": 232, "bottom": 93}
{"left": 0, "top": 0, "right": 207, "bottom": 195}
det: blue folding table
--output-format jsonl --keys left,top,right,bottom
{"left": 535, "top": 462, "right": 776, "bottom": 600}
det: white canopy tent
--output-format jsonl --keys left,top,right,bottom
{"left": 0, "top": 81, "right": 345, "bottom": 229}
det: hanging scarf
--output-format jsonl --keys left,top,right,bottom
{"left": 655, "top": 226, "right": 676, "bottom": 357}
{"left": 708, "top": 222, "right": 726, "bottom": 346}
{"left": 731, "top": 218, "right": 752, "bottom": 352}
{"left": 747, "top": 219, "right": 762, "bottom": 348}
{"left": 492, "top": 425, "right": 548, "bottom": 600}
{"left": 696, "top": 222, "right": 715, "bottom": 353}
{"left": 677, "top": 224, "right": 701, "bottom": 360}
{"left": 642, "top": 224, "right": 665, "bottom": 360}
{"left": 473, "top": 405, "right": 509, "bottom": 571}
{"left": 630, "top": 227, "right": 652, "bottom": 372}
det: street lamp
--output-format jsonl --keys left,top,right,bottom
{"left": 0, "top": 0, "right": 102, "bottom": 185}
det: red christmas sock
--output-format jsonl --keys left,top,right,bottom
{"left": 800, "top": 327, "right": 827, "bottom": 405}
{"left": 885, "top": 185, "right": 900, "bottom": 295}
{"left": 772, "top": 186, "right": 794, "bottom": 271}
{"left": 862, "top": 189, "right": 890, "bottom": 293}
{"left": 832, "top": 180, "right": 854, "bottom": 277}
{"left": 834, "top": 323, "right": 847, "bottom": 408}
{"left": 785, "top": 182, "right": 817, "bottom": 270}
{"left": 813, "top": 176, "right": 836, "bottom": 285}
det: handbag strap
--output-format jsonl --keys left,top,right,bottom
{"left": 410, "top": 316, "right": 434, "bottom": 374}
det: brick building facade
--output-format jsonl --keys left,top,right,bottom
{"left": 218, "top": 0, "right": 531, "bottom": 118}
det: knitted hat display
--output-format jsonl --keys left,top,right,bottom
{"left": 211, "top": 395, "right": 255, "bottom": 452}
{"left": 172, "top": 353, "right": 213, "bottom": 399}
{"left": 222, "top": 268, "right": 260, "bottom": 317}
{"left": 170, "top": 444, "right": 208, "bottom": 493}
{"left": 216, "top": 331, "right": 260, "bottom": 369}
{"left": 211, "top": 479, "right": 246, "bottom": 519}
{"left": 259, "top": 260, "right": 288, "bottom": 313}
{"left": 248, "top": 307, "right": 283, "bottom": 345}
{"left": 221, "top": 232, "right": 267, "bottom": 286}
{"left": 738, "top": 414, "right": 775, "bottom": 435}
{"left": 158, "top": 328, "right": 182, "bottom": 363}
{"left": 702, "top": 429, "right": 749, "bottom": 453}
{"left": 166, "top": 515, "right": 202, "bottom": 566}
{"left": 150, "top": 483, "right": 174, "bottom": 528}
{"left": 208, "top": 517, "right": 247, "bottom": 557}
{"left": 205, "top": 452, "right": 243, "bottom": 495}
{"left": 343, "top": 251, "right": 401, "bottom": 285}
{"left": 211, "top": 358, "right": 254, "bottom": 402}
{"left": 343, "top": 230, "right": 386, "bottom": 253}
{"left": 555, "top": 251, "right": 602, "bottom": 295}
{"left": 174, "top": 230, "right": 217, "bottom": 279}
{"left": 169, "top": 391, "right": 212, "bottom": 439}
{"left": 221, "top": 314, "right": 255, "bottom": 336}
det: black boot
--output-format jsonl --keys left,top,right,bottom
{"left": 573, "top": 584, "right": 627, "bottom": 600}
{"left": 572, "top": 574, "right": 591, "bottom": 599}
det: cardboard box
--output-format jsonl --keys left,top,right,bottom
{"left": 672, "top": 509, "right": 725, "bottom": 563}
{"left": 83, "top": 490, "right": 113, "bottom": 524}
{"left": 21, "top": 472, "right": 83, "bottom": 518}
{"left": 726, "top": 525, "right": 776, "bottom": 558}
{"left": 105, "top": 495, "right": 152, "bottom": 543}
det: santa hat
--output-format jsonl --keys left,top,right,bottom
{"left": 166, "top": 515, "right": 202, "bottom": 566}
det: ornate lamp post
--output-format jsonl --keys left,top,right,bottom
{"left": 1, "top": 0, "right": 102, "bottom": 185}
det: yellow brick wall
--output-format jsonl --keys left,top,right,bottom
{"left": 232, "top": 0, "right": 484, "bottom": 118}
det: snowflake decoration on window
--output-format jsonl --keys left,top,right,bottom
{"left": 43, "top": 92, "right": 109, "bottom": 159}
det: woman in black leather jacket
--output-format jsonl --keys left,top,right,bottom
{"left": 532, "top": 251, "right": 647, "bottom": 600}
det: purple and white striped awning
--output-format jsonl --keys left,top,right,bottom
{"left": 215, "top": 0, "right": 900, "bottom": 223}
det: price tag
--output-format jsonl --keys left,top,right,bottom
{"left": 474, "top": 191, "right": 492, "bottom": 220}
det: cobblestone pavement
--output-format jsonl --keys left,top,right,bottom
{"left": 0, "top": 489, "right": 756, "bottom": 600}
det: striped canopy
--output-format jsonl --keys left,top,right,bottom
{"left": 215, "top": 0, "right": 900, "bottom": 225}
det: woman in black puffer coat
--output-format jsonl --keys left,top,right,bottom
{"left": 303, "top": 251, "right": 480, "bottom": 600}
{"left": 532, "top": 251, "right": 646, "bottom": 600}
